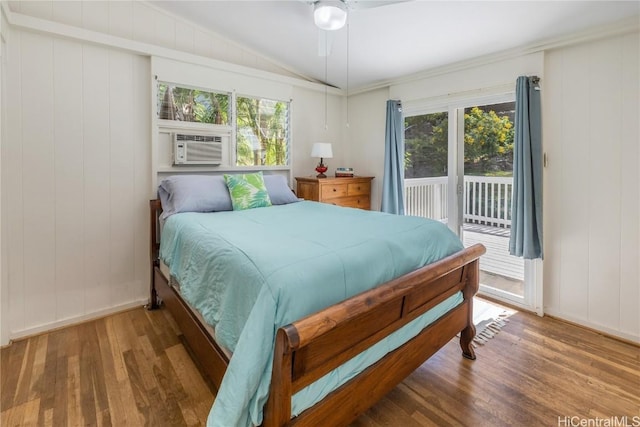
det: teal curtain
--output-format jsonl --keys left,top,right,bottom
{"left": 509, "top": 76, "right": 543, "bottom": 259}
{"left": 381, "top": 100, "right": 405, "bottom": 214}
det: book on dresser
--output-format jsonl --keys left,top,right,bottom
{"left": 295, "top": 176, "right": 374, "bottom": 210}
{"left": 335, "top": 167, "right": 354, "bottom": 177}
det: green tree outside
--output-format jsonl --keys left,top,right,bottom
{"left": 463, "top": 106, "right": 514, "bottom": 175}
{"left": 236, "top": 97, "right": 289, "bottom": 166}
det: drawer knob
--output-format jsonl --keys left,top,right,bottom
{"left": 333, "top": 188, "right": 337, "bottom": 192}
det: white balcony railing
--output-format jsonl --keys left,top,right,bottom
{"left": 404, "top": 177, "right": 448, "bottom": 221}
{"left": 404, "top": 175, "right": 514, "bottom": 228}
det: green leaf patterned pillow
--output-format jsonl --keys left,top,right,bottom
{"left": 224, "top": 172, "right": 273, "bottom": 210}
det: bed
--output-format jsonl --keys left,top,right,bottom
{"left": 148, "top": 173, "right": 486, "bottom": 427}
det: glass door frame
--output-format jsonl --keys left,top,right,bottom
{"left": 449, "top": 98, "right": 542, "bottom": 315}
{"left": 403, "top": 92, "right": 543, "bottom": 315}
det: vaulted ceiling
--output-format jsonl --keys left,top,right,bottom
{"left": 151, "top": 1, "right": 640, "bottom": 92}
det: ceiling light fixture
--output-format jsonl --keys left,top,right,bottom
{"left": 314, "top": 1, "right": 347, "bottom": 31}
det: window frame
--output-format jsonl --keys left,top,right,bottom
{"left": 234, "top": 93, "right": 291, "bottom": 168}
{"left": 156, "top": 80, "right": 232, "bottom": 129}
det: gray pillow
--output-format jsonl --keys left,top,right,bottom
{"left": 158, "top": 175, "right": 232, "bottom": 219}
{"left": 263, "top": 175, "right": 300, "bottom": 205}
{"left": 158, "top": 174, "right": 299, "bottom": 219}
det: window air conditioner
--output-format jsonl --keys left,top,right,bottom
{"left": 173, "top": 132, "right": 224, "bottom": 165}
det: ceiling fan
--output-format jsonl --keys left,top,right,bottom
{"left": 312, "top": 0, "right": 406, "bottom": 31}
{"left": 310, "top": 0, "right": 409, "bottom": 56}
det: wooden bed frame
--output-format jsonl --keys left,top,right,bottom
{"left": 148, "top": 199, "right": 486, "bottom": 426}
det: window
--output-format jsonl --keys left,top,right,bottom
{"left": 157, "top": 82, "right": 230, "bottom": 125}
{"left": 156, "top": 79, "right": 291, "bottom": 168}
{"left": 236, "top": 96, "right": 290, "bottom": 166}
{"left": 404, "top": 102, "right": 515, "bottom": 178}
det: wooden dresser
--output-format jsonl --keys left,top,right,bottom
{"left": 295, "top": 176, "right": 374, "bottom": 210}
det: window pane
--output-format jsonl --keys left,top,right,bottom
{"left": 404, "top": 112, "right": 448, "bottom": 178}
{"left": 463, "top": 102, "right": 515, "bottom": 176}
{"left": 403, "top": 111, "right": 449, "bottom": 222}
{"left": 236, "top": 97, "right": 290, "bottom": 166}
{"left": 157, "top": 82, "right": 230, "bottom": 125}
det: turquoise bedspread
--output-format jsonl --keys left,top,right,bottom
{"left": 160, "top": 201, "right": 464, "bottom": 427}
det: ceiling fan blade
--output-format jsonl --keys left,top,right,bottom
{"left": 318, "top": 29, "right": 335, "bottom": 57}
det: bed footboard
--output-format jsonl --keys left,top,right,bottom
{"left": 264, "top": 244, "right": 485, "bottom": 427}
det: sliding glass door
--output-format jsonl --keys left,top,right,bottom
{"left": 458, "top": 102, "right": 526, "bottom": 305}
{"left": 404, "top": 96, "right": 540, "bottom": 313}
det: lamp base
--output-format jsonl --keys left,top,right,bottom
{"left": 315, "top": 164, "right": 328, "bottom": 178}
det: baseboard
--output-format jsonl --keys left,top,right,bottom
{"left": 543, "top": 309, "right": 640, "bottom": 347}
{"left": 3, "top": 298, "right": 149, "bottom": 347}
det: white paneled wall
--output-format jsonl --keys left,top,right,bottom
{"left": 1, "top": 1, "right": 338, "bottom": 343}
{"left": 3, "top": 28, "right": 151, "bottom": 339}
{"left": 344, "top": 88, "right": 389, "bottom": 211}
{"left": 21, "top": 31, "right": 55, "bottom": 328}
{"left": 0, "top": 14, "right": 7, "bottom": 345}
{"left": 7, "top": 0, "right": 301, "bottom": 80}
{"left": 544, "top": 33, "right": 639, "bottom": 342}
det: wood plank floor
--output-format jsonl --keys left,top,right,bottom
{"left": 2, "top": 303, "right": 638, "bottom": 426}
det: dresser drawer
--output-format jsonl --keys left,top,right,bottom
{"left": 348, "top": 182, "right": 370, "bottom": 196}
{"left": 321, "top": 183, "right": 348, "bottom": 200}
{"left": 296, "top": 182, "right": 318, "bottom": 201}
{"left": 330, "top": 196, "right": 370, "bottom": 209}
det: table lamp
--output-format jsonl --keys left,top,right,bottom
{"left": 311, "top": 143, "right": 333, "bottom": 178}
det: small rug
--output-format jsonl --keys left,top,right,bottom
{"left": 472, "top": 297, "right": 516, "bottom": 345}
